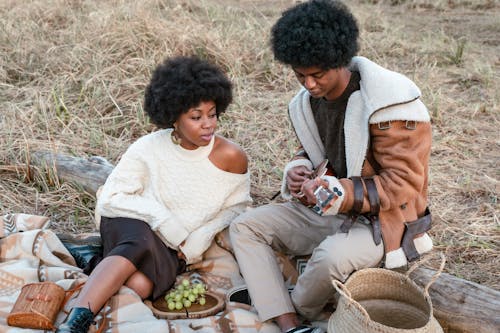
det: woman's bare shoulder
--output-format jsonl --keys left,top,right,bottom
{"left": 211, "top": 135, "right": 248, "bottom": 174}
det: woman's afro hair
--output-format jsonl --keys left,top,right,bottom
{"left": 144, "top": 56, "right": 232, "bottom": 128}
{"left": 271, "top": 0, "right": 359, "bottom": 70}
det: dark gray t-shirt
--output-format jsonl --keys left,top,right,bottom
{"left": 310, "top": 71, "right": 361, "bottom": 178}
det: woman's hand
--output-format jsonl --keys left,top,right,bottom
{"left": 177, "top": 241, "right": 187, "bottom": 261}
{"left": 286, "top": 165, "right": 313, "bottom": 198}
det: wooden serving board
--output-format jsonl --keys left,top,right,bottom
{"left": 145, "top": 292, "right": 225, "bottom": 320}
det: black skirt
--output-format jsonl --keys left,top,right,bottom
{"left": 99, "top": 216, "right": 186, "bottom": 300}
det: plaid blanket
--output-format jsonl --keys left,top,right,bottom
{"left": 1, "top": 213, "right": 319, "bottom": 333}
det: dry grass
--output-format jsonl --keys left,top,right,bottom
{"left": 1, "top": 0, "right": 498, "bottom": 288}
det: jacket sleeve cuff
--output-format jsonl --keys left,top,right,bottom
{"left": 384, "top": 234, "right": 433, "bottom": 269}
{"left": 322, "top": 175, "right": 345, "bottom": 216}
{"left": 336, "top": 178, "right": 355, "bottom": 213}
{"left": 280, "top": 159, "right": 313, "bottom": 200}
{"left": 414, "top": 233, "right": 433, "bottom": 254}
{"left": 384, "top": 247, "right": 408, "bottom": 269}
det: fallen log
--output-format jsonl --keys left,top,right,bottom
{"left": 30, "top": 150, "right": 500, "bottom": 332}
{"left": 31, "top": 151, "right": 114, "bottom": 194}
{"left": 410, "top": 267, "right": 500, "bottom": 333}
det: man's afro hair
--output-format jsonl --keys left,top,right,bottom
{"left": 144, "top": 56, "right": 232, "bottom": 128}
{"left": 271, "top": 0, "right": 359, "bottom": 69}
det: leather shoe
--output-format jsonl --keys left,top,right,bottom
{"left": 58, "top": 233, "right": 103, "bottom": 270}
{"left": 56, "top": 307, "right": 94, "bottom": 333}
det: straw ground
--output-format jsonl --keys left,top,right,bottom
{"left": 1, "top": 0, "right": 498, "bottom": 288}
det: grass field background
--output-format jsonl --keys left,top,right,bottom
{"left": 1, "top": 0, "right": 498, "bottom": 288}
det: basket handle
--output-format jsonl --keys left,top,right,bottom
{"left": 405, "top": 251, "right": 446, "bottom": 295}
{"left": 332, "top": 279, "right": 371, "bottom": 320}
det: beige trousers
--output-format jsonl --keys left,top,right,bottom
{"left": 230, "top": 201, "right": 384, "bottom": 321}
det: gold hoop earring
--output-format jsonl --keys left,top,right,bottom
{"left": 171, "top": 129, "right": 182, "bottom": 145}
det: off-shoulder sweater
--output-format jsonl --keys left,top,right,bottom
{"left": 95, "top": 129, "right": 252, "bottom": 264}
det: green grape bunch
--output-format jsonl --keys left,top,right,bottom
{"left": 164, "top": 279, "right": 207, "bottom": 311}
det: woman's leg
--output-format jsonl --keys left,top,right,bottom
{"left": 72, "top": 255, "right": 149, "bottom": 314}
{"left": 57, "top": 217, "right": 169, "bottom": 333}
{"left": 125, "top": 270, "right": 154, "bottom": 300}
{"left": 56, "top": 255, "right": 147, "bottom": 333}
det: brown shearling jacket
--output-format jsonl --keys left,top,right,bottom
{"left": 283, "top": 56, "right": 433, "bottom": 266}
{"left": 338, "top": 120, "right": 432, "bottom": 253}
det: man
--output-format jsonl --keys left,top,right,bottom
{"left": 229, "top": 1, "right": 434, "bottom": 333}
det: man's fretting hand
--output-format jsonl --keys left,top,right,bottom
{"left": 287, "top": 165, "right": 313, "bottom": 198}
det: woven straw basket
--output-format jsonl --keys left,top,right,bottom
{"left": 328, "top": 257, "right": 444, "bottom": 333}
{"left": 7, "top": 281, "right": 66, "bottom": 330}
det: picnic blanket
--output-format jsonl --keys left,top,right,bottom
{"left": 0, "top": 213, "right": 326, "bottom": 333}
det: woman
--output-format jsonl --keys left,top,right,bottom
{"left": 56, "top": 56, "right": 252, "bottom": 333}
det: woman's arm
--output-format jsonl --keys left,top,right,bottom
{"left": 96, "top": 143, "right": 189, "bottom": 248}
{"left": 180, "top": 201, "right": 249, "bottom": 264}
{"left": 180, "top": 139, "right": 252, "bottom": 263}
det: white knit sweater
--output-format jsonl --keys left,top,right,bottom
{"left": 95, "top": 129, "right": 252, "bottom": 264}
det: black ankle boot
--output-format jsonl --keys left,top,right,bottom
{"left": 56, "top": 307, "right": 94, "bottom": 333}
{"left": 58, "top": 233, "right": 103, "bottom": 271}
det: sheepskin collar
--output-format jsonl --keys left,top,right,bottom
{"left": 288, "top": 56, "right": 425, "bottom": 176}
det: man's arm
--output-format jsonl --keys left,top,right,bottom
{"left": 280, "top": 146, "right": 313, "bottom": 200}
{"left": 338, "top": 120, "right": 431, "bottom": 215}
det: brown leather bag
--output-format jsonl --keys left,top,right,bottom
{"left": 7, "top": 281, "right": 66, "bottom": 330}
